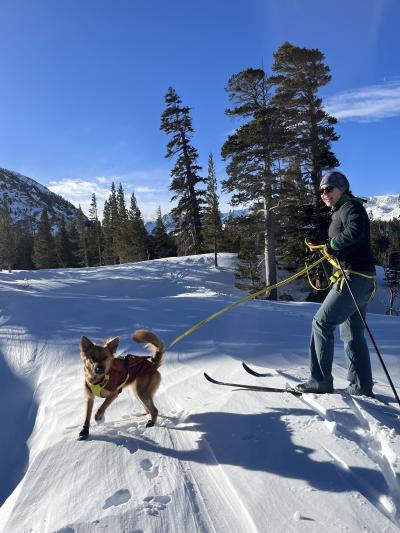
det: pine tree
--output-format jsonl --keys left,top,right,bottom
{"left": 128, "top": 192, "right": 148, "bottom": 261}
{"left": 102, "top": 183, "right": 119, "bottom": 265}
{"left": 234, "top": 216, "right": 263, "bottom": 293}
{"left": 55, "top": 218, "right": 74, "bottom": 267}
{"left": 76, "top": 206, "right": 89, "bottom": 267}
{"left": 0, "top": 196, "right": 15, "bottom": 271}
{"left": 271, "top": 42, "right": 339, "bottom": 225}
{"left": 222, "top": 68, "right": 285, "bottom": 299}
{"left": 14, "top": 220, "right": 35, "bottom": 270}
{"left": 88, "top": 193, "right": 102, "bottom": 266}
{"left": 33, "top": 209, "right": 58, "bottom": 269}
{"left": 220, "top": 212, "right": 242, "bottom": 253}
{"left": 203, "top": 153, "right": 223, "bottom": 267}
{"left": 67, "top": 221, "right": 81, "bottom": 267}
{"left": 151, "top": 206, "right": 177, "bottom": 258}
{"left": 276, "top": 161, "right": 316, "bottom": 267}
{"left": 116, "top": 183, "right": 130, "bottom": 264}
{"left": 160, "top": 87, "right": 204, "bottom": 256}
{"left": 102, "top": 200, "right": 114, "bottom": 265}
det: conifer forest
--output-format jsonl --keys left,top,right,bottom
{"left": 1, "top": 42, "right": 399, "bottom": 301}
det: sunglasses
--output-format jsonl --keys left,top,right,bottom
{"left": 319, "top": 185, "right": 335, "bottom": 195}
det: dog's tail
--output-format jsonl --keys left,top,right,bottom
{"left": 132, "top": 329, "right": 166, "bottom": 367}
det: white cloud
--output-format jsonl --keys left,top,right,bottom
{"left": 48, "top": 178, "right": 112, "bottom": 217}
{"left": 48, "top": 175, "right": 173, "bottom": 220}
{"left": 325, "top": 80, "right": 400, "bottom": 122}
{"left": 135, "top": 186, "right": 163, "bottom": 194}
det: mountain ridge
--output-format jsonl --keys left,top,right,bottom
{"left": 1, "top": 167, "right": 398, "bottom": 230}
{"left": 0, "top": 167, "right": 82, "bottom": 228}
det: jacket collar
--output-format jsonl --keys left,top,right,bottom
{"left": 332, "top": 192, "right": 365, "bottom": 211}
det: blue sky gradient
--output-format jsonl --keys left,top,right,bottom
{"left": 0, "top": 0, "right": 399, "bottom": 218}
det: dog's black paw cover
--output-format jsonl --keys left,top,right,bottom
{"left": 78, "top": 425, "right": 89, "bottom": 440}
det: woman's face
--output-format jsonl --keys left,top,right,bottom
{"left": 319, "top": 185, "right": 343, "bottom": 207}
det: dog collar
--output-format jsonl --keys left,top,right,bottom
{"left": 87, "top": 375, "right": 110, "bottom": 397}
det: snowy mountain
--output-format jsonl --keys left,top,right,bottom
{"left": 0, "top": 167, "right": 82, "bottom": 228}
{"left": 365, "top": 195, "right": 400, "bottom": 221}
{"left": 0, "top": 254, "right": 399, "bottom": 532}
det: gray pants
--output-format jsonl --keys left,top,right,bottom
{"left": 309, "top": 273, "right": 375, "bottom": 394}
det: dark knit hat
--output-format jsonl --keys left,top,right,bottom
{"left": 320, "top": 171, "right": 349, "bottom": 192}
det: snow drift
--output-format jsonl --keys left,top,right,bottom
{"left": 0, "top": 254, "right": 399, "bottom": 532}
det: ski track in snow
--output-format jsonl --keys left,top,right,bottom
{"left": 282, "top": 370, "right": 400, "bottom": 527}
{"left": 0, "top": 254, "right": 399, "bottom": 532}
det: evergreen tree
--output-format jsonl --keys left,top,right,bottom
{"left": 55, "top": 218, "right": 74, "bottom": 267}
{"left": 128, "top": 192, "right": 149, "bottom": 261}
{"left": 220, "top": 211, "right": 242, "bottom": 253}
{"left": 102, "top": 199, "right": 114, "bottom": 265}
{"left": 271, "top": 42, "right": 339, "bottom": 225}
{"left": 88, "top": 193, "right": 102, "bottom": 266}
{"left": 116, "top": 183, "right": 130, "bottom": 264}
{"left": 222, "top": 68, "right": 285, "bottom": 299}
{"left": 14, "top": 220, "right": 35, "bottom": 270}
{"left": 234, "top": 216, "right": 263, "bottom": 293}
{"left": 76, "top": 206, "right": 89, "bottom": 267}
{"left": 160, "top": 87, "right": 204, "bottom": 255}
{"left": 67, "top": 221, "right": 81, "bottom": 267}
{"left": 0, "top": 196, "right": 15, "bottom": 271}
{"left": 102, "top": 183, "right": 119, "bottom": 265}
{"left": 151, "top": 207, "right": 177, "bottom": 258}
{"left": 276, "top": 161, "right": 316, "bottom": 266}
{"left": 203, "top": 153, "right": 223, "bottom": 266}
{"left": 33, "top": 209, "right": 58, "bottom": 269}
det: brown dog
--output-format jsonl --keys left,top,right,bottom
{"left": 78, "top": 329, "right": 165, "bottom": 440}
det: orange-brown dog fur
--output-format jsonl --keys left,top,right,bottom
{"left": 78, "top": 329, "right": 165, "bottom": 440}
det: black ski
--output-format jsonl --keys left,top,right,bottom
{"left": 242, "top": 362, "right": 274, "bottom": 377}
{"left": 241, "top": 363, "right": 397, "bottom": 410}
{"left": 203, "top": 372, "right": 302, "bottom": 396}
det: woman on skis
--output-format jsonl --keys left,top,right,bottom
{"left": 296, "top": 171, "right": 376, "bottom": 397}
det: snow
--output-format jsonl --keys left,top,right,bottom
{"left": 366, "top": 195, "right": 400, "bottom": 221}
{"left": 0, "top": 253, "right": 400, "bottom": 533}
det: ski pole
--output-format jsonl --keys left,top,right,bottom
{"left": 337, "top": 259, "right": 400, "bottom": 407}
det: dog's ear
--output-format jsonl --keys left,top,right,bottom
{"left": 80, "top": 336, "right": 93, "bottom": 352}
{"left": 105, "top": 336, "right": 120, "bottom": 354}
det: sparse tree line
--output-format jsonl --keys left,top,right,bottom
{"left": 0, "top": 41, "right": 399, "bottom": 303}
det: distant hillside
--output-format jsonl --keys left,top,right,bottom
{"left": 0, "top": 168, "right": 82, "bottom": 228}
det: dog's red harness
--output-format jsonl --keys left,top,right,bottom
{"left": 87, "top": 355, "right": 158, "bottom": 397}
{"left": 103, "top": 355, "right": 157, "bottom": 393}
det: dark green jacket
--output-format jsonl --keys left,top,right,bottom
{"left": 327, "top": 194, "right": 375, "bottom": 273}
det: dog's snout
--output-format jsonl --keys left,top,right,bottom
{"left": 95, "top": 365, "right": 105, "bottom": 374}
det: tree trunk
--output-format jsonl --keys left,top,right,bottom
{"left": 263, "top": 195, "right": 277, "bottom": 300}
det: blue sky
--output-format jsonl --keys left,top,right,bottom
{"left": 0, "top": 0, "right": 399, "bottom": 219}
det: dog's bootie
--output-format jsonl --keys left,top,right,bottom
{"left": 78, "top": 425, "right": 89, "bottom": 440}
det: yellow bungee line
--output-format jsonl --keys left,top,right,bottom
{"left": 169, "top": 254, "right": 326, "bottom": 348}
{"left": 304, "top": 241, "right": 376, "bottom": 298}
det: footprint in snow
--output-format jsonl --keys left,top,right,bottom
{"left": 103, "top": 489, "right": 131, "bottom": 509}
{"left": 140, "top": 458, "right": 159, "bottom": 479}
{"left": 141, "top": 495, "right": 172, "bottom": 516}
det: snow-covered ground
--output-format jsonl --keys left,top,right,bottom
{"left": 0, "top": 253, "right": 399, "bottom": 533}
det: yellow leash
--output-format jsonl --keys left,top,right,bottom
{"left": 169, "top": 255, "right": 326, "bottom": 348}
{"left": 305, "top": 241, "right": 376, "bottom": 301}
